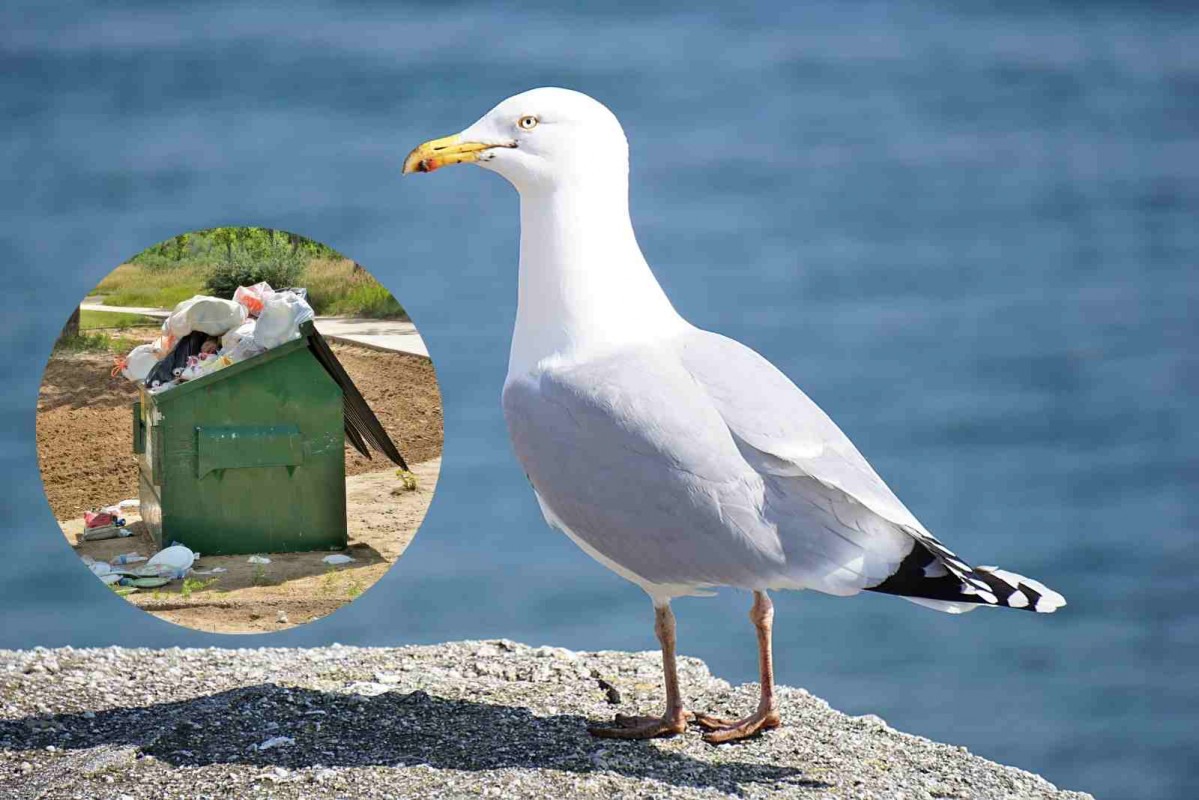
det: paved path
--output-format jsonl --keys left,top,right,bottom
{"left": 81, "top": 303, "right": 428, "bottom": 359}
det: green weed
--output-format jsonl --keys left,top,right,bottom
{"left": 179, "top": 576, "right": 219, "bottom": 599}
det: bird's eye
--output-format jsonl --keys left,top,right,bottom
{"left": 518, "top": 115, "right": 539, "bottom": 131}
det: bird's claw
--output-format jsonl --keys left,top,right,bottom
{"left": 691, "top": 709, "right": 781, "bottom": 743}
{"left": 587, "top": 711, "right": 688, "bottom": 739}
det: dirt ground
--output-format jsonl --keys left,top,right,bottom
{"left": 36, "top": 332, "right": 444, "bottom": 634}
{"left": 59, "top": 458, "right": 439, "bottom": 633}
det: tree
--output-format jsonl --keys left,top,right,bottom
{"left": 59, "top": 305, "right": 81, "bottom": 340}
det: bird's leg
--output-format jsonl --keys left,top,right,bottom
{"left": 588, "top": 601, "right": 689, "bottom": 739}
{"left": 692, "top": 590, "right": 782, "bottom": 743}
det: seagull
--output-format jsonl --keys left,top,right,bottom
{"left": 403, "top": 87, "right": 1065, "bottom": 743}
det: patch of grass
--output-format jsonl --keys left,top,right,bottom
{"left": 91, "top": 242, "right": 405, "bottom": 319}
{"left": 346, "top": 580, "right": 363, "bottom": 600}
{"left": 303, "top": 259, "right": 407, "bottom": 319}
{"left": 251, "top": 562, "right": 268, "bottom": 586}
{"left": 80, "top": 310, "right": 161, "bottom": 330}
{"left": 95, "top": 262, "right": 206, "bottom": 309}
{"left": 320, "top": 565, "right": 342, "bottom": 596}
{"left": 325, "top": 282, "right": 406, "bottom": 318}
{"left": 54, "top": 331, "right": 141, "bottom": 355}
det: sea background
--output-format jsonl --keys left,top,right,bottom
{"left": 2, "top": 2, "right": 1195, "bottom": 798}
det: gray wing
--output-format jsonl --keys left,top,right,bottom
{"left": 673, "top": 328, "right": 992, "bottom": 595}
{"left": 673, "top": 328, "right": 927, "bottom": 533}
{"left": 502, "top": 342, "right": 915, "bottom": 598}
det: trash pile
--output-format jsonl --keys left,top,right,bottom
{"left": 84, "top": 544, "right": 197, "bottom": 589}
{"left": 113, "top": 282, "right": 315, "bottom": 393}
{"left": 76, "top": 498, "right": 227, "bottom": 590}
{"left": 77, "top": 499, "right": 139, "bottom": 541}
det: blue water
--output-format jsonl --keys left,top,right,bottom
{"left": 2, "top": 3, "right": 1196, "bottom": 797}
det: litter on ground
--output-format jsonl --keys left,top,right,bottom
{"left": 255, "top": 736, "right": 295, "bottom": 751}
{"left": 144, "top": 545, "right": 196, "bottom": 577}
{"left": 322, "top": 554, "right": 355, "bottom": 565}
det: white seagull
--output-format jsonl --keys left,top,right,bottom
{"left": 403, "top": 88, "right": 1065, "bottom": 743}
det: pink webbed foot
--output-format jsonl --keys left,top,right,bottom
{"left": 587, "top": 711, "right": 689, "bottom": 740}
{"left": 691, "top": 707, "right": 781, "bottom": 743}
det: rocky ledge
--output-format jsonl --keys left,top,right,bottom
{"left": 0, "top": 641, "right": 1091, "bottom": 799}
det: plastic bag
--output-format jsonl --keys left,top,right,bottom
{"left": 165, "top": 295, "right": 247, "bottom": 338}
{"left": 150, "top": 330, "right": 177, "bottom": 360}
{"left": 180, "top": 353, "right": 234, "bottom": 382}
{"left": 221, "top": 319, "right": 257, "bottom": 352}
{"left": 222, "top": 335, "right": 267, "bottom": 364}
{"left": 144, "top": 331, "right": 210, "bottom": 387}
{"left": 253, "top": 290, "right": 315, "bottom": 350}
{"left": 140, "top": 545, "right": 195, "bottom": 579}
{"left": 121, "top": 344, "right": 160, "bottom": 383}
{"left": 233, "top": 282, "right": 274, "bottom": 317}
{"left": 85, "top": 510, "right": 115, "bottom": 529}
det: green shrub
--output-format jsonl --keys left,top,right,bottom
{"left": 203, "top": 250, "right": 305, "bottom": 299}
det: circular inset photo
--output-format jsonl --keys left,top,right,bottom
{"left": 36, "top": 227, "right": 442, "bottom": 633}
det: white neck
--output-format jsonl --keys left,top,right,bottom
{"left": 506, "top": 177, "right": 686, "bottom": 379}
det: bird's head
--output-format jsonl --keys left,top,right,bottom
{"left": 402, "top": 87, "right": 628, "bottom": 193}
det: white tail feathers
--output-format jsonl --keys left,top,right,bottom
{"left": 974, "top": 566, "right": 1067, "bottom": 613}
{"left": 869, "top": 535, "right": 1067, "bottom": 615}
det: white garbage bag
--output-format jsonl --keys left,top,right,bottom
{"left": 220, "top": 319, "right": 257, "bottom": 352}
{"left": 165, "top": 295, "right": 247, "bottom": 338}
{"left": 253, "top": 290, "right": 315, "bottom": 350}
{"left": 233, "top": 281, "right": 274, "bottom": 317}
{"left": 222, "top": 336, "right": 267, "bottom": 364}
{"left": 120, "top": 344, "right": 159, "bottom": 382}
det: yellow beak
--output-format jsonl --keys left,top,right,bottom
{"left": 402, "top": 134, "right": 495, "bottom": 174}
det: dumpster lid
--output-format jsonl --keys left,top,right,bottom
{"left": 301, "top": 322, "right": 408, "bottom": 471}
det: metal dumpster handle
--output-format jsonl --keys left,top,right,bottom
{"left": 195, "top": 425, "right": 305, "bottom": 478}
{"left": 132, "top": 401, "right": 144, "bottom": 454}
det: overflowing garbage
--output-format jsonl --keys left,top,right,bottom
{"left": 113, "top": 282, "right": 315, "bottom": 393}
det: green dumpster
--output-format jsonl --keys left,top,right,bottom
{"left": 133, "top": 321, "right": 407, "bottom": 556}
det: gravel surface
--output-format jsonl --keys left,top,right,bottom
{"left": 0, "top": 642, "right": 1092, "bottom": 799}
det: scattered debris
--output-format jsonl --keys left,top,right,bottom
{"left": 593, "top": 671, "right": 622, "bottom": 705}
{"left": 322, "top": 554, "right": 355, "bottom": 565}
{"left": 247, "top": 555, "right": 271, "bottom": 565}
{"left": 143, "top": 545, "right": 196, "bottom": 578}
{"left": 80, "top": 524, "right": 131, "bottom": 542}
{"left": 255, "top": 736, "right": 295, "bottom": 751}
